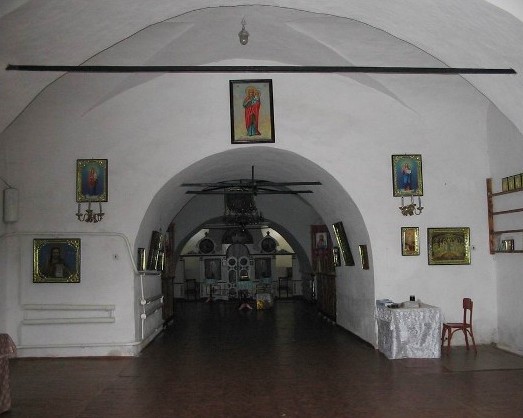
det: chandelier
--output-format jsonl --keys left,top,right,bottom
{"left": 222, "top": 188, "right": 264, "bottom": 227}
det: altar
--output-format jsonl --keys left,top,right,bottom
{"left": 376, "top": 303, "right": 442, "bottom": 359}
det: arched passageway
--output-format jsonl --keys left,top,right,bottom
{"left": 137, "top": 147, "right": 376, "bottom": 346}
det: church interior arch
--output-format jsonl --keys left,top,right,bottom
{"left": 137, "top": 147, "right": 374, "bottom": 343}
{"left": 2, "top": 1, "right": 523, "bottom": 357}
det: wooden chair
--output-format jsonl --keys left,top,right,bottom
{"left": 441, "top": 298, "right": 477, "bottom": 354}
{"left": 278, "top": 277, "right": 291, "bottom": 299}
{"left": 185, "top": 279, "right": 199, "bottom": 301}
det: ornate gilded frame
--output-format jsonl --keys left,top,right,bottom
{"left": 33, "top": 238, "right": 81, "bottom": 283}
{"left": 358, "top": 245, "right": 370, "bottom": 270}
{"left": 332, "top": 247, "right": 341, "bottom": 267}
{"left": 391, "top": 154, "right": 423, "bottom": 197}
{"left": 401, "top": 227, "right": 420, "bottom": 256}
{"left": 332, "top": 222, "right": 355, "bottom": 266}
{"left": 427, "top": 227, "right": 470, "bottom": 265}
{"left": 76, "top": 159, "right": 108, "bottom": 202}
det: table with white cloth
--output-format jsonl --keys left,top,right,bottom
{"left": 0, "top": 334, "right": 16, "bottom": 414}
{"left": 376, "top": 303, "right": 442, "bottom": 359}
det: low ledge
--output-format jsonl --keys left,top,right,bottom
{"left": 22, "top": 317, "right": 116, "bottom": 325}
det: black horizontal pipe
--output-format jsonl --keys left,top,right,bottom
{"left": 185, "top": 190, "right": 314, "bottom": 194}
{"left": 5, "top": 64, "right": 516, "bottom": 75}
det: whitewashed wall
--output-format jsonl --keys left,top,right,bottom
{"left": 0, "top": 67, "right": 511, "bottom": 354}
{"left": 485, "top": 106, "right": 523, "bottom": 355}
{"left": 1, "top": 1, "right": 523, "bottom": 356}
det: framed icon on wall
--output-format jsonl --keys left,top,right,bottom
{"left": 230, "top": 79, "right": 275, "bottom": 144}
{"left": 391, "top": 154, "right": 423, "bottom": 197}
{"left": 33, "top": 238, "right": 81, "bottom": 283}
{"left": 76, "top": 159, "right": 108, "bottom": 202}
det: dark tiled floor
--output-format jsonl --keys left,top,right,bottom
{"left": 5, "top": 300, "right": 523, "bottom": 417}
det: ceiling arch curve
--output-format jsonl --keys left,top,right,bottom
{"left": 3, "top": 1, "right": 522, "bottom": 135}
{"left": 71, "top": 5, "right": 444, "bottom": 114}
{"left": 135, "top": 146, "right": 369, "bottom": 261}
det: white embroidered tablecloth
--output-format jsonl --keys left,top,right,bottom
{"left": 376, "top": 304, "right": 442, "bottom": 359}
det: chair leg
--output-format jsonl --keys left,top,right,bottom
{"left": 441, "top": 326, "right": 451, "bottom": 355}
{"left": 464, "top": 328, "right": 470, "bottom": 350}
{"left": 468, "top": 329, "right": 477, "bottom": 353}
{"left": 447, "top": 329, "right": 456, "bottom": 354}
{"left": 441, "top": 327, "right": 447, "bottom": 352}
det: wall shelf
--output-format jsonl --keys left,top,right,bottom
{"left": 487, "top": 178, "right": 523, "bottom": 254}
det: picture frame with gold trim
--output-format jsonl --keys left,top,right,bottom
{"left": 427, "top": 227, "right": 470, "bottom": 265}
{"left": 33, "top": 238, "right": 81, "bottom": 283}
{"left": 508, "top": 176, "right": 515, "bottom": 191}
{"left": 391, "top": 154, "right": 423, "bottom": 197}
{"left": 333, "top": 247, "right": 341, "bottom": 267}
{"left": 401, "top": 227, "right": 420, "bottom": 256}
{"left": 76, "top": 159, "right": 108, "bottom": 203}
{"left": 332, "top": 222, "right": 355, "bottom": 266}
{"left": 514, "top": 174, "right": 522, "bottom": 190}
{"left": 358, "top": 245, "right": 370, "bottom": 270}
{"left": 502, "top": 177, "right": 508, "bottom": 192}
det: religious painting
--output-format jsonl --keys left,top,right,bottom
{"left": 33, "top": 238, "right": 81, "bottom": 283}
{"left": 502, "top": 177, "right": 508, "bottom": 192}
{"left": 315, "top": 232, "right": 328, "bottom": 251}
{"left": 515, "top": 174, "right": 522, "bottom": 190}
{"left": 230, "top": 79, "right": 275, "bottom": 144}
{"left": 427, "top": 227, "right": 471, "bottom": 265}
{"left": 311, "top": 225, "right": 334, "bottom": 273}
{"left": 147, "top": 230, "right": 164, "bottom": 271}
{"left": 76, "top": 159, "right": 108, "bottom": 202}
{"left": 204, "top": 258, "right": 222, "bottom": 281}
{"left": 332, "top": 222, "right": 355, "bottom": 266}
{"left": 401, "top": 227, "right": 420, "bottom": 256}
{"left": 255, "top": 257, "right": 272, "bottom": 281}
{"left": 358, "top": 245, "right": 370, "bottom": 270}
{"left": 508, "top": 175, "right": 515, "bottom": 191}
{"left": 500, "top": 239, "right": 514, "bottom": 252}
{"left": 164, "top": 222, "right": 176, "bottom": 276}
{"left": 333, "top": 247, "right": 341, "bottom": 267}
{"left": 392, "top": 154, "right": 423, "bottom": 197}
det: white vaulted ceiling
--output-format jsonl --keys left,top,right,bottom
{"left": 0, "top": 0, "right": 522, "bottom": 136}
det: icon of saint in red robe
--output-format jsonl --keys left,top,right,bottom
{"left": 243, "top": 86, "right": 261, "bottom": 136}
{"left": 87, "top": 167, "right": 98, "bottom": 196}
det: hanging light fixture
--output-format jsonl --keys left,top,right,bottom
{"left": 238, "top": 17, "right": 249, "bottom": 45}
{"left": 222, "top": 188, "right": 264, "bottom": 228}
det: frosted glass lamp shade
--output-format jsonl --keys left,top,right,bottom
{"left": 3, "top": 187, "right": 19, "bottom": 223}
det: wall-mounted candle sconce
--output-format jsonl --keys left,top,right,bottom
{"left": 76, "top": 201, "right": 104, "bottom": 223}
{"left": 399, "top": 195, "right": 424, "bottom": 216}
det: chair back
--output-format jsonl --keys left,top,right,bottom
{"left": 462, "top": 297, "right": 473, "bottom": 326}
